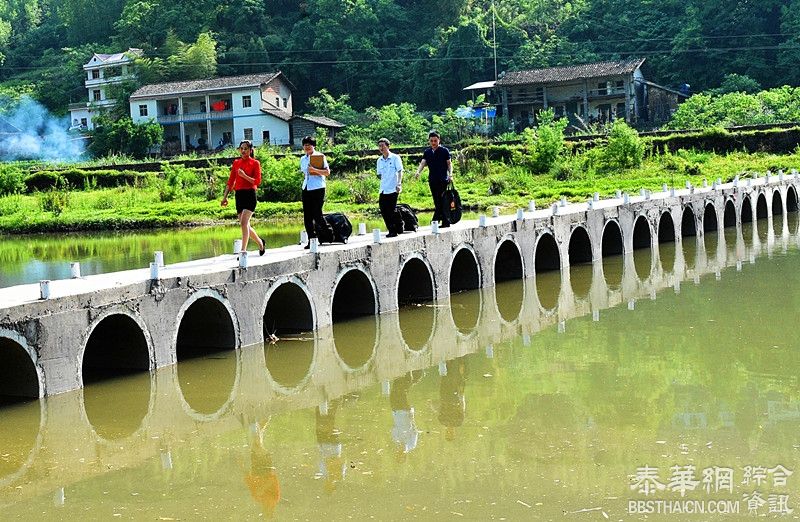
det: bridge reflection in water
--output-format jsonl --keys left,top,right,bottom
{"left": 2, "top": 213, "right": 800, "bottom": 518}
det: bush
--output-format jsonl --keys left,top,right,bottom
{"left": 159, "top": 164, "right": 202, "bottom": 202}
{"left": 598, "top": 121, "right": 645, "bottom": 171}
{"left": 24, "top": 171, "right": 63, "bottom": 192}
{"left": 39, "top": 189, "right": 71, "bottom": 215}
{"left": 522, "top": 109, "right": 568, "bottom": 175}
{"left": 259, "top": 155, "right": 303, "bottom": 202}
{"left": 347, "top": 173, "right": 379, "bottom": 204}
{"left": 0, "top": 164, "right": 25, "bottom": 196}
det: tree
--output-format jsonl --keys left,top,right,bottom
{"left": 89, "top": 115, "right": 163, "bottom": 158}
{"left": 711, "top": 74, "right": 762, "bottom": 95}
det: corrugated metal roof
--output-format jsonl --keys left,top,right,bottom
{"left": 496, "top": 58, "right": 645, "bottom": 87}
{"left": 130, "top": 72, "right": 285, "bottom": 100}
{"left": 463, "top": 81, "right": 497, "bottom": 91}
{"left": 293, "top": 115, "right": 345, "bottom": 128}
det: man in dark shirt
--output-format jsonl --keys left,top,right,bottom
{"left": 414, "top": 131, "right": 453, "bottom": 228}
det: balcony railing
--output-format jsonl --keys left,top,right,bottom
{"left": 157, "top": 110, "right": 233, "bottom": 124}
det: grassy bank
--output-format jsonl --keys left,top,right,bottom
{"left": 0, "top": 148, "right": 797, "bottom": 234}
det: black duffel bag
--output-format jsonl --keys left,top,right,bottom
{"left": 442, "top": 181, "right": 462, "bottom": 224}
{"left": 316, "top": 213, "right": 352, "bottom": 243}
{"left": 396, "top": 203, "right": 418, "bottom": 232}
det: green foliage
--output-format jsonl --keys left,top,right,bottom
{"left": 711, "top": 73, "right": 762, "bottom": 95}
{"left": 668, "top": 87, "right": 800, "bottom": 129}
{"left": 259, "top": 155, "right": 303, "bottom": 202}
{"left": 341, "top": 103, "right": 430, "bottom": 147}
{"left": 521, "top": 109, "right": 568, "bottom": 175}
{"left": 306, "top": 89, "right": 361, "bottom": 126}
{"left": 159, "top": 164, "right": 202, "bottom": 202}
{"left": 0, "top": 164, "right": 25, "bottom": 195}
{"left": 598, "top": 121, "right": 645, "bottom": 172}
{"left": 347, "top": 172, "right": 379, "bottom": 204}
{"left": 90, "top": 116, "right": 164, "bottom": 159}
{"left": 38, "top": 180, "right": 71, "bottom": 215}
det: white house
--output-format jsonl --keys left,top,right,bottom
{"left": 68, "top": 49, "right": 142, "bottom": 131}
{"left": 129, "top": 72, "right": 295, "bottom": 153}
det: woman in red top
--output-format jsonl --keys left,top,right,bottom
{"left": 221, "top": 140, "right": 266, "bottom": 256}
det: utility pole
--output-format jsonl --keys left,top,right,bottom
{"left": 492, "top": 0, "right": 498, "bottom": 81}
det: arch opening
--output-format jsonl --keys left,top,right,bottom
{"left": 398, "top": 258, "right": 435, "bottom": 306}
{"left": 400, "top": 303, "right": 435, "bottom": 351}
{"left": 568, "top": 227, "right": 592, "bottom": 266}
{"left": 0, "top": 337, "right": 39, "bottom": 403}
{"left": 332, "top": 270, "right": 376, "bottom": 322}
{"left": 658, "top": 212, "right": 675, "bottom": 243}
{"left": 756, "top": 193, "right": 768, "bottom": 220}
{"left": 681, "top": 207, "right": 697, "bottom": 238}
{"left": 772, "top": 190, "right": 783, "bottom": 217}
{"left": 333, "top": 316, "right": 377, "bottom": 369}
{"left": 703, "top": 204, "right": 718, "bottom": 233}
{"left": 264, "top": 282, "right": 314, "bottom": 336}
{"left": 176, "top": 297, "right": 236, "bottom": 361}
{"left": 534, "top": 233, "right": 560, "bottom": 272}
{"left": 787, "top": 186, "right": 798, "bottom": 213}
{"left": 265, "top": 338, "right": 314, "bottom": 389}
{"left": 82, "top": 314, "right": 150, "bottom": 384}
{"left": 496, "top": 280, "right": 524, "bottom": 324}
{"left": 178, "top": 349, "right": 237, "bottom": 416}
{"left": 724, "top": 200, "right": 736, "bottom": 227}
{"left": 535, "top": 270, "right": 561, "bottom": 311}
{"left": 601, "top": 221, "right": 624, "bottom": 257}
{"left": 450, "top": 290, "right": 482, "bottom": 335}
{"left": 741, "top": 196, "right": 753, "bottom": 224}
{"left": 450, "top": 249, "right": 480, "bottom": 293}
{"left": 494, "top": 240, "right": 523, "bottom": 282}
{"left": 632, "top": 216, "right": 651, "bottom": 250}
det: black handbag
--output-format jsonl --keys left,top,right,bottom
{"left": 442, "top": 181, "right": 462, "bottom": 224}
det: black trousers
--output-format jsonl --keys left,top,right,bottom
{"left": 429, "top": 180, "right": 450, "bottom": 225}
{"left": 379, "top": 192, "right": 399, "bottom": 232}
{"left": 302, "top": 188, "right": 326, "bottom": 238}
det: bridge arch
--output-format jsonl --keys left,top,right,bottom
{"left": 494, "top": 236, "right": 524, "bottom": 282}
{"left": 601, "top": 219, "right": 624, "bottom": 257}
{"left": 787, "top": 186, "right": 798, "bottom": 212}
{"left": 723, "top": 199, "right": 736, "bottom": 227}
{"left": 333, "top": 316, "right": 378, "bottom": 370}
{"left": 397, "top": 254, "right": 436, "bottom": 307}
{"left": 534, "top": 230, "right": 561, "bottom": 272}
{"left": 175, "top": 290, "right": 239, "bottom": 361}
{"left": 332, "top": 266, "right": 378, "bottom": 322}
{"left": 450, "top": 288, "right": 483, "bottom": 336}
{"left": 568, "top": 225, "right": 593, "bottom": 265}
{"left": 0, "top": 329, "right": 42, "bottom": 401}
{"left": 265, "top": 337, "right": 316, "bottom": 393}
{"left": 658, "top": 211, "right": 675, "bottom": 243}
{"left": 449, "top": 245, "right": 481, "bottom": 293}
{"left": 632, "top": 215, "right": 652, "bottom": 250}
{"left": 681, "top": 206, "right": 697, "bottom": 237}
{"left": 81, "top": 310, "right": 153, "bottom": 385}
{"left": 703, "top": 202, "right": 718, "bottom": 233}
{"left": 741, "top": 195, "right": 753, "bottom": 223}
{"left": 772, "top": 189, "right": 784, "bottom": 216}
{"left": 756, "top": 192, "right": 768, "bottom": 219}
{"left": 262, "top": 277, "right": 315, "bottom": 337}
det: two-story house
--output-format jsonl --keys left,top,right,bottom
{"left": 488, "top": 58, "right": 687, "bottom": 130}
{"left": 129, "top": 72, "right": 296, "bottom": 153}
{"left": 69, "top": 49, "right": 142, "bottom": 131}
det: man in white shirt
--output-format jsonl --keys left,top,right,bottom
{"left": 376, "top": 138, "right": 404, "bottom": 237}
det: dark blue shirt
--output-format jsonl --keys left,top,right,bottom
{"left": 423, "top": 146, "right": 450, "bottom": 183}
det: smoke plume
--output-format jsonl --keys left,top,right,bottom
{"left": 0, "top": 96, "right": 85, "bottom": 161}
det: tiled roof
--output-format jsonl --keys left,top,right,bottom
{"left": 496, "top": 58, "right": 645, "bottom": 86}
{"left": 293, "top": 115, "right": 345, "bottom": 128}
{"left": 261, "top": 107, "right": 293, "bottom": 121}
{"left": 86, "top": 49, "right": 142, "bottom": 68}
{"left": 130, "top": 72, "right": 285, "bottom": 100}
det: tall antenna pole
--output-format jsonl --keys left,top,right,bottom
{"left": 492, "top": 0, "right": 498, "bottom": 81}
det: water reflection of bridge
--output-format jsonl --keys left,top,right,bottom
{"left": 2, "top": 208, "right": 799, "bottom": 506}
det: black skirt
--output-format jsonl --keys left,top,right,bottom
{"left": 235, "top": 189, "right": 257, "bottom": 213}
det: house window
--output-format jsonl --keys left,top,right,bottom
{"left": 80, "top": 118, "right": 88, "bottom": 127}
{"left": 282, "top": 98, "right": 288, "bottom": 109}
{"left": 262, "top": 130, "right": 270, "bottom": 144}
{"left": 615, "top": 80, "right": 624, "bottom": 92}
{"left": 275, "top": 97, "right": 280, "bottom": 106}
{"left": 139, "top": 104, "right": 148, "bottom": 117}
{"left": 616, "top": 102, "right": 627, "bottom": 119}
{"left": 598, "top": 82, "right": 608, "bottom": 96}
{"left": 93, "top": 90, "right": 102, "bottom": 101}
{"left": 244, "top": 128, "right": 253, "bottom": 141}
{"left": 91, "top": 69, "right": 100, "bottom": 80}
{"left": 242, "top": 95, "right": 252, "bottom": 108}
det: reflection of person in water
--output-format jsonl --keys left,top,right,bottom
{"left": 243, "top": 419, "right": 281, "bottom": 517}
{"left": 316, "top": 399, "right": 345, "bottom": 493}
{"left": 390, "top": 372, "right": 421, "bottom": 460}
{"left": 439, "top": 357, "right": 467, "bottom": 441}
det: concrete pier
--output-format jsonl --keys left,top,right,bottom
{"left": 0, "top": 176, "right": 797, "bottom": 398}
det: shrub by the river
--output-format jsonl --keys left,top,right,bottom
{"left": 259, "top": 155, "right": 303, "bottom": 202}
{"left": 597, "top": 121, "right": 645, "bottom": 172}
{"left": 0, "top": 164, "right": 25, "bottom": 196}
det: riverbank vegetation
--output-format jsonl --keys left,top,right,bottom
{"left": 1, "top": 118, "right": 797, "bottom": 234}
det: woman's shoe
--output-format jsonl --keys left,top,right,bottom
{"left": 259, "top": 238, "right": 266, "bottom": 256}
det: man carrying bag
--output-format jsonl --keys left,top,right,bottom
{"left": 414, "top": 131, "right": 452, "bottom": 228}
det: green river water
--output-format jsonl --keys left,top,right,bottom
{"left": 1, "top": 215, "right": 799, "bottom": 520}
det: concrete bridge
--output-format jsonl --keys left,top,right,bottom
{"left": 1, "top": 212, "right": 797, "bottom": 507}
{"left": 0, "top": 174, "right": 798, "bottom": 401}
